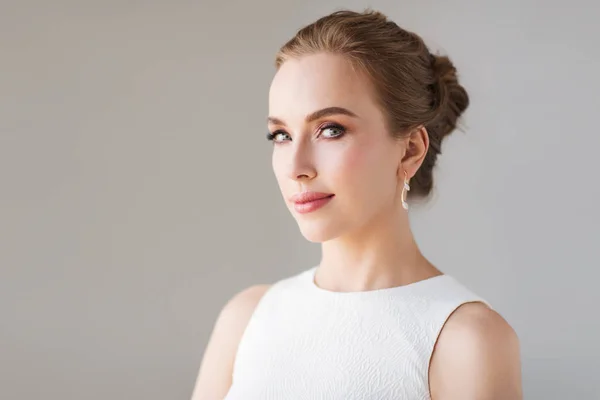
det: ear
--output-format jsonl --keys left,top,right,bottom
{"left": 398, "top": 126, "right": 429, "bottom": 179}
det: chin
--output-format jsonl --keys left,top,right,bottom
{"left": 295, "top": 219, "right": 345, "bottom": 243}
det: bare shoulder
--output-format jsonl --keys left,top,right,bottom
{"left": 429, "top": 302, "right": 523, "bottom": 400}
{"left": 206, "top": 284, "right": 272, "bottom": 352}
{"left": 190, "top": 284, "right": 271, "bottom": 400}
{"left": 222, "top": 284, "right": 272, "bottom": 322}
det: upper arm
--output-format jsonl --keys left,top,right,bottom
{"left": 429, "top": 302, "right": 523, "bottom": 400}
{"left": 190, "top": 284, "right": 271, "bottom": 400}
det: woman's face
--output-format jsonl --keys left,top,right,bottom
{"left": 268, "top": 53, "right": 405, "bottom": 242}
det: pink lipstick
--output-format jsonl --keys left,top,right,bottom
{"left": 290, "top": 191, "right": 334, "bottom": 214}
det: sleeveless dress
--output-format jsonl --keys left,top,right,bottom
{"left": 224, "top": 266, "right": 491, "bottom": 400}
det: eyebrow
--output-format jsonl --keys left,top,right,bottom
{"left": 267, "top": 106, "right": 359, "bottom": 126}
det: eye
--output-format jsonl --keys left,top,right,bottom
{"left": 266, "top": 130, "right": 291, "bottom": 143}
{"left": 320, "top": 123, "right": 346, "bottom": 139}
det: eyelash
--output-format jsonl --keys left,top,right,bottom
{"left": 266, "top": 123, "right": 347, "bottom": 143}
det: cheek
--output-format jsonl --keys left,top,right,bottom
{"left": 271, "top": 150, "right": 287, "bottom": 190}
{"left": 313, "top": 143, "right": 363, "bottom": 191}
{"left": 326, "top": 142, "right": 397, "bottom": 208}
{"left": 334, "top": 146, "right": 367, "bottom": 180}
{"left": 328, "top": 142, "right": 391, "bottom": 186}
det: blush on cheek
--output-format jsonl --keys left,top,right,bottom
{"left": 334, "top": 141, "right": 396, "bottom": 201}
{"left": 338, "top": 144, "right": 372, "bottom": 175}
{"left": 322, "top": 144, "right": 374, "bottom": 192}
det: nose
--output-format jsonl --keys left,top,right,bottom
{"left": 286, "top": 141, "right": 317, "bottom": 182}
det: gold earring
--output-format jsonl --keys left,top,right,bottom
{"left": 401, "top": 171, "right": 410, "bottom": 210}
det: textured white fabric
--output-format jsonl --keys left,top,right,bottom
{"left": 224, "top": 266, "right": 491, "bottom": 400}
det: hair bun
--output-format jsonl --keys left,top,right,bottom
{"left": 427, "top": 53, "right": 469, "bottom": 141}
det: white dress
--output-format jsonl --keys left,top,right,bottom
{"left": 224, "top": 266, "right": 491, "bottom": 400}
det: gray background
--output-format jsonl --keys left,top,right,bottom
{"left": 1, "top": 0, "right": 598, "bottom": 399}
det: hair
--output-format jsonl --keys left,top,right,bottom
{"left": 275, "top": 9, "right": 469, "bottom": 199}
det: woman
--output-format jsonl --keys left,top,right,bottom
{"left": 192, "top": 9, "right": 522, "bottom": 400}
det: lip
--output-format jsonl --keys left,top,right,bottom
{"left": 290, "top": 191, "right": 334, "bottom": 204}
{"left": 290, "top": 191, "right": 334, "bottom": 214}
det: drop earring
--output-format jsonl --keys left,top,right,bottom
{"left": 401, "top": 171, "right": 410, "bottom": 210}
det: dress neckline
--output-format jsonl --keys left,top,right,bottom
{"left": 305, "top": 265, "right": 449, "bottom": 296}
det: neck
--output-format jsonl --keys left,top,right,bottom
{"left": 317, "top": 207, "right": 440, "bottom": 292}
